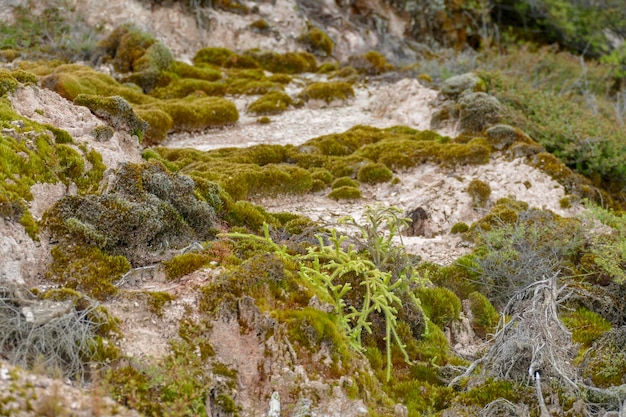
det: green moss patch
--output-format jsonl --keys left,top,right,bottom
{"left": 154, "top": 125, "right": 491, "bottom": 207}
{"left": 43, "top": 161, "right": 217, "bottom": 265}
{"left": 46, "top": 244, "right": 130, "bottom": 300}
{"left": 298, "top": 81, "right": 354, "bottom": 103}
{"left": 247, "top": 91, "right": 292, "bottom": 115}
{"left": 137, "top": 96, "right": 238, "bottom": 131}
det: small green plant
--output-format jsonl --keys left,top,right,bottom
{"left": 226, "top": 205, "right": 426, "bottom": 381}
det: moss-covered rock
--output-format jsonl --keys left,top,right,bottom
{"left": 246, "top": 50, "right": 317, "bottom": 74}
{"left": 74, "top": 94, "right": 149, "bottom": 138}
{"left": 357, "top": 162, "right": 393, "bottom": 184}
{"left": 440, "top": 73, "right": 486, "bottom": 99}
{"left": 193, "top": 47, "right": 236, "bottom": 66}
{"left": 328, "top": 185, "right": 361, "bottom": 200}
{"left": 247, "top": 91, "right": 293, "bottom": 115}
{"left": 298, "top": 81, "right": 354, "bottom": 103}
{"left": 458, "top": 92, "right": 501, "bottom": 133}
{"left": 43, "top": 161, "right": 217, "bottom": 265}
{"left": 135, "top": 108, "right": 173, "bottom": 145}
{"left": 137, "top": 96, "right": 238, "bottom": 131}
{"left": 150, "top": 78, "right": 227, "bottom": 99}
{"left": 485, "top": 124, "right": 534, "bottom": 151}
{"left": 42, "top": 64, "right": 154, "bottom": 104}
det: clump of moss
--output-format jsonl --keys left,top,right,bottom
{"left": 0, "top": 70, "right": 18, "bottom": 98}
{"left": 331, "top": 176, "right": 359, "bottom": 189}
{"left": 150, "top": 78, "right": 227, "bottom": 99}
{"left": 170, "top": 60, "right": 222, "bottom": 82}
{"left": 439, "top": 73, "right": 486, "bottom": 99}
{"left": 328, "top": 185, "right": 361, "bottom": 200}
{"left": 74, "top": 94, "right": 149, "bottom": 138}
{"left": 580, "top": 327, "right": 626, "bottom": 387}
{"left": 163, "top": 252, "right": 212, "bottom": 280}
{"left": 46, "top": 244, "right": 130, "bottom": 300}
{"left": 257, "top": 116, "right": 271, "bottom": 124}
{"left": 561, "top": 308, "right": 611, "bottom": 348}
{"left": 41, "top": 64, "right": 154, "bottom": 104}
{"left": 193, "top": 47, "right": 235, "bottom": 66}
{"left": 135, "top": 108, "right": 173, "bottom": 145}
{"left": 91, "top": 125, "right": 115, "bottom": 142}
{"left": 347, "top": 51, "right": 393, "bottom": 75}
{"left": 416, "top": 286, "right": 462, "bottom": 328}
{"left": 467, "top": 179, "right": 491, "bottom": 207}
{"left": 246, "top": 50, "right": 317, "bottom": 74}
{"left": 137, "top": 96, "right": 238, "bottom": 131}
{"left": 44, "top": 161, "right": 217, "bottom": 265}
{"left": 247, "top": 91, "right": 293, "bottom": 115}
{"left": 145, "top": 291, "right": 177, "bottom": 317}
{"left": 450, "top": 222, "right": 469, "bottom": 234}
{"left": 224, "top": 200, "right": 278, "bottom": 233}
{"left": 357, "top": 162, "right": 393, "bottom": 184}
{"left": 467, "top": 291, "right": 499, "bottom": 338}
{"left": 298, "top": 81, "right": 354, "bottom": 103}
{"left": 268, "top": 73, "right": 292, "bottom": 84}
{"left": 298, "top": 26, "right": 334, "bottom": 57}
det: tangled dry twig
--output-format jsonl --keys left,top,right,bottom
{"left": 0, "top": 285, "right": 101, "bottom": 379}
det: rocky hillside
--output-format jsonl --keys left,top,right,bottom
{"left": 1, "top": 1, "right": 626, "bottom": 416}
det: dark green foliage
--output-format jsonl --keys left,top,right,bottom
{"left": 473, "top": 208, "right": 583, "bottom": 305}
{"left": 0, "top": 5, "right": 97, "bottom": 61}
{"left": 44, "top": 161, "right": 216, "bottom": 265}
